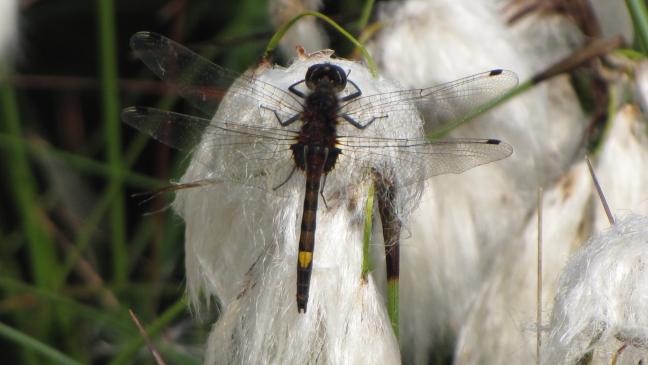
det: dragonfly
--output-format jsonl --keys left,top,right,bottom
{"left": 122, "top": 31, "right": 517, "bottom": 313}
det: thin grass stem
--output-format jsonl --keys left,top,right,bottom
{"left": 109, "top": 296, "right": 188, "bottom": 365}
{"left": 356, "top": 0, "right": 375, "bottom": 33}
{"left": 537, "top": 188, "right": 543, "bottom": 365}
{"left": 98, "top": 0, "right": 127, "bottom": 284}
{"left": 0, "top": 70, "right": 58, "bottom": 290}
{"left": 361, "top": 183, "right": 375, "bottom": 279}
{"left": 0, "top": 133, "right": 164, "bottom": 189}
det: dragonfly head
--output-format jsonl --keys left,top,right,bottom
{"left": 305, "top": 63, "right": 347, "bottom": 92}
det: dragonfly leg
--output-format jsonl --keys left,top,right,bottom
{"left": 320, "top": 174, "right": 329, "bottom": 209}
{"left": 341, "top": 113, "right": 388, "bottom": 129}
{"left": 260, "top": 105, "right": 301, "bottom": 126}
{"left": 318, "top": 149, "right": 333, "bottom": 209}
{"left": 273, "top": 166, "right": 297, "bottom": 191}
{"left": 340, "top": 79, "right": 362, "bottom": 102}
{"left": 288, "top": 79, "right": 307, "bottom": 98}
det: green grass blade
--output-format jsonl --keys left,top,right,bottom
{"left": 356, "top": 0, "right": 376, "bottom": 32}
{"left": 361, "top": 183, "right": 375, "bottom": 279}
{"left": 0, "top": 277, "right": 135, "bottom": 334}
{"left": 0, "top": 321, "right": 83, "bottom": 365}
{"left": 97, "top": 0, "right": 127, "bottom": 284}
{"left": 0, "top": 133, "right": 164, "bottom": 190}
{"left": 57, "top": 179, "right": 123, "bottom": 284}
{"left": 426, "top": 79, "right": 532, "bottom": 140}
{"left": 0, "top": 70, "right": 58, "bottom": 290}
{"left": 158, "top": 349, "right": 201, "bottom": 365}
{"left": 387, "top": 279, "right": 399, "bottom": 340}
{"left": 626, "top": 0, "right": 648, "bottom": 53}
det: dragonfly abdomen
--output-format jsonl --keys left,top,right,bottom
{"left": 296, "top": 173, "right": 319, "bottom": 313}
{"left": 295, "top": 145, "right": 338, "bottom": 313}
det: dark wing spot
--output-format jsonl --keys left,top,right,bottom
{"left": 130, "top": 31, "right": 164, "bottom": 50}
{"left": 489, "top": 69, "right": 503, "bottom": 76}
{"left": 134, "top": 105, "right": 149, "bottom": 114}
{"left": 486, "top": 139, "right": 501, "bottom": 144}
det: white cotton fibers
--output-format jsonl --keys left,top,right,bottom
{"left": 543, "top": 214, "right": 648, "bottom": 364}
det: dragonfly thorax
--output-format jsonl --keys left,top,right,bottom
{"left": 296, "top": 73, "right": 343, "bottom": 175}
{"left": 303, "top": 82, "right": 340, "bottom": 120}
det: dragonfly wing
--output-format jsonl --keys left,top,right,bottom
{"left": 338, "top": 135, "right": 513, "bottom": 185}
{"left": 122, "top": 106, "right": 298, "bottom": 192}
{"left": 122, "top": 106, "right": 210, "bottom": 151}
{"left": 129, "top": 31, "right": 303, "bottom": 118}
{"left": 339, "top": 69, "right": 518, "bottom": 134}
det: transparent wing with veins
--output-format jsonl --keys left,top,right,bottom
{"left": 340, "top": 69, "right": 518, "bottom": 134}
{"left": 122, "top": 105, "right": 512, "bottom": 192}
{"left": 331, "top": 69, "right": 517, "bottom": 186}
{"left": 124, "top": 32, "right": 515, "bottom": 193}
{"left": 129, "top": 31, "right": 303, "bottom": 119}
{"left": 122, "top": 106, "right": 299, "bottom": 192}
{"left": 336, "top": 134, "right": 512, "bottom": 187}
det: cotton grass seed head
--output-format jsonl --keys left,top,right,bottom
{"left": 454, "top": 159, "right": 595, "bottom": 365}
{"left": 543, "top": 214, "right": 648, "bottom": 364}
{"left": 369, "top": 1, "right": 585, "bottom": 362}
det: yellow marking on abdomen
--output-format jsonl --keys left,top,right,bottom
{"left": 298, "top": 251, "right": 313, "bottom": 268}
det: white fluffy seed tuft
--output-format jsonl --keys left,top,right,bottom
{"left": 369, "top": 1, "right": 585, "bottom": 362}
{"left": 543, "top": 214, "right": 648, "bottom": 364}
{"left": 0, "top": 0, "right": 17, "bottom": 59}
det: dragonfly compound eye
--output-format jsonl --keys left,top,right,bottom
{"left": 305, "top": 63, "right": 347, "bottom": 92}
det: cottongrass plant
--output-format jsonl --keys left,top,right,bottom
{"left": 173, "top": 0, "right": 645, "bottom": 363}
{"left": 369, "top": 0, "right": 585, "bottom": 362}
{"left": 539, "top": 101, "right": 648, "bottom": 365}
{"left": 456, "top": 85, "right": 648, "bottom": 364}
{"left": 543, "top": 213, "right": 648, "bottom": 364}
{"left": 144, "top": 1, "right": 643, "bottom": 363}
{"left": 454, "top": 159, "right": 594, "bottom": 364}
{"left": 174, "top": 51, "right": 425, "bottom": 364}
